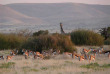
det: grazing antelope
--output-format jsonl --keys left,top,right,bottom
{"left": 108, "top": 53, "right": 110, "bottom": 59}
{"left": 72, "top": 53, "right": 80, "bottom": 59}
{"left": 83, "top": 49, "right": 91, "bottom": 54}
{"left": 91, "top": 49, "right": 98, "bottom": 56}
{"left": 28, "top": 50, "right": 34, "bottom": 56}
{"left": 34, "top": 52, "right": 44, "bottom": 59}
{"left": 6, "top": 55, "right": 13, "bottom": 61}
{"left": 89, "top": 55, "right": 95, "bottom": 63}
{"left": 97, "top": 48, "right": 104, "bottom": 55}
{"left": 42, "top": 50, "right": 50, "bottom": 57}
{"left": 73, "top": 53, "right": 84, "bottom": 61}
{"left": 102, "top": 50, "right": 110, "bottom": 58}
{"left": 24, "top": 51, "right": 29, "bottom": 59}
{"left": 52, "top": 50, "right": 60, "bottom": 55}
{"left": 79, "top": 55, "right": 85, "bottom": 61}
{"left": 64, "top": 52, "right": 72, "bottom": 57}
{"left": 10, "top": 50, "right": 16, "bottom": 55}
{"left": 82, "top": 49, "right": 91, "bottom": 60}
{"left": 0, "top": 55, "right": 4, "bottom": 60}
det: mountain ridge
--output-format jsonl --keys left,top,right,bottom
{"left": 0, "top": 4, "right": 46, "bottom": 25}
{"left": 6, "top": 3, "right": 110, "bottom": 25}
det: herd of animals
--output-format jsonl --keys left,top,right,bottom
{"left": 0, "top": 48, "right": 110, "bottom": 63}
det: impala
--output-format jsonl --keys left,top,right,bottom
{"left": 89, "top": 55, "right": 95, "bottom": 63}
{"left": 0, "top": 55, "right": 4, "bottom": 60}
{"left": 34, "top": 52, "right": 44, "bottom": 59}
{"left": 6, "top": 55, "right": 13, "bottom": 61}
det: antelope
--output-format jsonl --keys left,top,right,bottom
{"left": 108, "top": 53, "right": 110, "bottom": 59}
{"left": 83, "top": 49, "right": 91, "bottom": 54}
{"left": 79, "top": 55, "right": 85, "bottom": 61}
{"left": 82, "top": 49, "right": 91, "bottom": 60}
{"left": 0, "top": 55, "right": 4, "bottom": 60}
{"left": 34, "top": 52, "right": 44, "bottom": 59}
{"left": 64, "top": 52, "right": 72, "bottom": 57}
{"left": 52, "top": 50, "right": 60, "bottom": 55}
{"left": 73, "top": 53, "right": 84, "bottom": 61}
{"left": 73, "top": 53, "right": 80, "bottom": 59}
{"left": 89, "top": 55, "right": 95, "bottom": 63}
{"left": 97, "top": 48, "right": 104, "bottom": 55}
{"left": 10, "top": 50, "right": 16, "bottom": 55}
{"left": 91, "top": 49, "right": 98, "bottom": 56}
{"left": 6, "top": 55, "right": 13, "bottom": 61}
{"left": 28, "top": 50, "right": 34, "bottom": 56}
{"left": 24, "top": 51, "right": 29, "bottom": 59}
{"left": 102, "top": 50, "right": 110, "bottom": 58}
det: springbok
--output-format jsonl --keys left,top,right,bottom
{"left": 73, "top": 53, "right": 84, "bottom": 61}
{"left": 102, "top": 50, "right": 110, "bottom": 58}
{"left": 24, "top": 51, "right": 29, "bottom": 59}
{"left": 34, "top": 52, "right": 44, "bottom": 59}
{"left": 82, "top": 49, "right": 91, "bottom": 60}
{"left": 6, "top": 55, "right": 13, "bottom": 61}
{"left": 64, "top": 52, "right": 72, "bottom": 57}
{"left": 73, "top": 53, "right": 80, "bottom": 59}
{"left": 79, "top": 55, "right": 85, "bottom": 61}
{"left": 10, "top": 50, "right": 16, "bottom": 55}
{"left": 109, "top": 53, "right": 110, "bottom": 59}
{"left": 83, "top": 49, "right": 91, "bottom": 54}
{"left": 89, "top": 55, "right": 95, "bottom": 63}
{"left": 91, "top": 49, "right": 98, "bottom": 56}
{"left": 52, "top": 50, "right": 60, "bottom": 55}
{"left": 0, "top": 55, "right": 4, "bottom": 60}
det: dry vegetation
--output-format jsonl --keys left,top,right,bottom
{"left": 0, "top": 46, "right": 110, "bottom": 74}
{"left": 0, "top": 30, "right": 109, "bottom": 74}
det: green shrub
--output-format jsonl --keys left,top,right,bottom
{"left": 0, "top": 33, "right": 26, "bottom": 50}
{"left": 33, "top": 30, "right": 49, "bottom": 36}
{"left": 104, "top": 38, "right": 110, "bottom": 45}
{"left": 71, "top": 30, "right": 104, "bottom": 46}
{"left": 21, "top": 34, "right": 76, "bottom": 53}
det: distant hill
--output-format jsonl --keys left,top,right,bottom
{"left": 0, "top": 4, "right": 45, "bottom": 25}
{"left": 7, "top": 3, "right": 110, "bottom": 25}
{"left": 0, "top": 3, "right": 110, "bottom": 33}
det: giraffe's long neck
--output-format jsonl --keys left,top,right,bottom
{"left": 60, "top": 23, "right": 65, "bottom": 34}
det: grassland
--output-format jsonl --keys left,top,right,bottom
{"left": 0, "top": 46, "right": 110, "bottom": 74}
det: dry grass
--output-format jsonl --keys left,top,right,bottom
{"left": 0, "top": 46, "right": 110, "bottom": 74}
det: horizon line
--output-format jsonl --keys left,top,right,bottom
{"left": 1, "top": 2, "right": 110, "bottom": 5}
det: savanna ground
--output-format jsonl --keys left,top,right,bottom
{"left": 0, "top": 46, "right": 110, "bottom": 74}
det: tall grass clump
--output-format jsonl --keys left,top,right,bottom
{"left": 71, "top": 30, "right": 104, "bottom": 46}
{"left": 21, "top": 34, "right": 76, "bottom": 53}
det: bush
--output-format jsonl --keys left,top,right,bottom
{"left": 0, "top": 33, "right": 26, "bottom": 50}
{"left": 21, "top": 34, "right": 76, "bottom": 53}
{"left": 71, "top": 30, "right": 104, "bottom": 46}
{"left": 104, "top": 38, "right": 110, "bottom": 45}
{"left": 33, "top": 30, "right": 49, "bottom": 36}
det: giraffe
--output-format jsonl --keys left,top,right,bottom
{"left": 60, "top": 23, "right": 71, "bottom": 40}
{"left": 60, "top": 23, "right": 65, "bottom": 34}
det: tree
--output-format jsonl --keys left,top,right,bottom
{"left": 99, "top": 27, "right": 110, "bottom": 40}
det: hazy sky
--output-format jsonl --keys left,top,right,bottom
{"left": 1, "top": 0, "right": 110, "bottom": 5}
